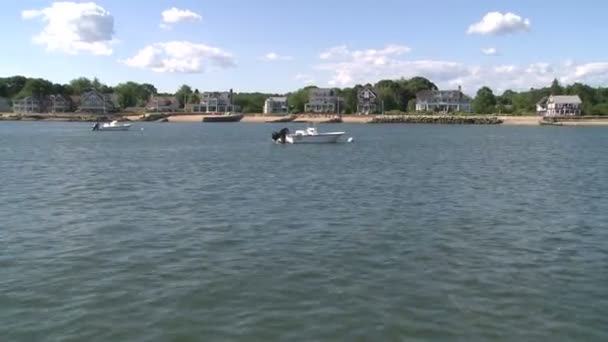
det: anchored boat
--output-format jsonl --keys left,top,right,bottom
{"left": 92, "top": 120, "right": 131, "bottom": 131}
{"left": 271, "top": 124, "right": 345, "bottom": 144}
{"left": 202, "top": 112, "right": 244, "bottom": 122}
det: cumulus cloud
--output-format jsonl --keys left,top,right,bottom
{"left": 121, "top": 41, "right": 235, "bottom": 73}
{"left": 481, "top": 47, "right": 498, "bottom": 56}
{"left": 467, "top": 12, "right": 530, "bottom": 35}
{"left": 262, "top": 52, "right": 293, "bottom": 61}
{"left": 160, "top": 7, "right": 201, "bottom": 29}
{"left": 21, "top": 1, "right": 115, "bottom": 55}
{"left": 295, "top": 74, "right": 315, "bottom": 84}
{"left": 319, "top": 45, "right": 349, "bottom": 59}
{"left": 311, "top": 44, "right": 608, "bottom": 94}
{"left": 162, "top": 7, "right": 202, "bottom": 23}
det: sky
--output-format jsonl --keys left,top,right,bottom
{"left": 2, "top": 0, "right": 608, "bottom": 95}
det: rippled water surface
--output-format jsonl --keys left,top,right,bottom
{"left": 1, "top": 121, "right": 608, "bottom": 341}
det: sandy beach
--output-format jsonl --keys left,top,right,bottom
{"left": 3, "top": 112, "right": 608, "bottom": 126}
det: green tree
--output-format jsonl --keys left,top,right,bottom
{"left": 16, "top": 78, "right": 53, "bottom": 98}
{"left": 69, "top": 77, "right": 93, "bottom": 95}
{"left": 287, "top": 86, "right": 315, "bottom": 113}
{"left": 549, "top": 78, "right": 563, "bottom": 95}
{"left": 0, "top": 76, "right": 28, "bottom": 98}
{"left": 175, "top": 85, "right": 193, "bottom": 108}
{"left": 472, "top": 86, "right": 497, "bottom": 114}
{"left": 114, "top": 82, "right": 140, "bottom": 108}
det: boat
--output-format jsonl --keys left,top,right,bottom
{"left": 202, "top": 112, "right": 244, "bottom": 122}
{"left": 271, "top": 124, "right": 345, "bottom": 144}
{"left": 265, "top": 114, "right": 297, "bottom": 123}
{"left": 539, "top": 118, "right": 563, "bottom": 126}
{"left": 92, "top": 120, "right": 132, "bottom": 131}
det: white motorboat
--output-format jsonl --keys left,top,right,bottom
{"left": 92, "top": 120, "right": 132, "bottom": 131}
{"left": 271, "top": 124, "right": 345, "bottom": 144}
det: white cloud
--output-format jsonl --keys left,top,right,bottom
{"left": 21, "top": 2, "right": 115, "bottom": 55}
{"left": 574, "top": 63, "right": 608, "bottom": 78}
{"left": 295, "top": 74, "right": 315, "bottom": 84}
{"left": 161, "top": 7, "right": 202, "bottom": 23}
{"left": 262, "top": 52, "right": 293, "bottom": 61}
{"left": 319, "top": 45, "right": 349, "bottom": 59}
{"left": 467, "top": 12, "right": 530, "bottom": 35}
{"left": 159, "top": 23, "right": 171, "bottom": 30}
{"left": 481, "top": 47, "right": 498, "bottom": 56}
{"left": 311, "top": 44, "right": 608, "bottom": 94}
{"left": 121, "top": 41, "right": 235, "bottom": 73}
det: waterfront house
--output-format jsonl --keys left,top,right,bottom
{"left": 78, "top": 89, "right": 117, "bottom": 113}
{"left": 356, "top": 87, "right": 379, "bottom": 114}
{"left": 304, "top": 88, "right": 344, "bottom": 114}
{"left": 48, "top": 94, "right": 71, "bottom": 113}
{"left": 12, "top": 96, "right": 43, "bottom": 113}
{"left": 263, "top": 96, "right": 289, "bottom": 114}
{"left": 189, "top": 90, "right": 240, "bottom": 113}
{"left": 0, "top": 97, "right": 11, "bottom": 112}
{"left": 537, "top": 95, "right": 582, "bottom": 117}
{"left": 146, "top": 96, "right": 179, "bottom": 112}
{"left": 415, "top": 86, "right": 472, "bottom": 113}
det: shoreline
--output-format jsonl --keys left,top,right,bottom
{"left": 3, "top": 112, "right": 608, "bottom": 126}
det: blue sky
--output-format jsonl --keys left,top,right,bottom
{"left": 3, "top": 0, "right": 608, "bottom": 95}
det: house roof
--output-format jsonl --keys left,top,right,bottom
{"left": 550, "top": 95, "right": 582, "bottom": 104}
{"left": 358, "top": 87, "right": 377, "bottom": 99}
{"left": 266, "top": 96, "right": 287, "bottom": 102}
{"left": 416, "top": 89, "right": 471, "bottom": 101}
{"left": 536, "top": 96, "right": 549, "bottom": 105}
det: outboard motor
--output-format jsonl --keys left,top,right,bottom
{"left": 272, "top": 128, "right": 289, "bottom": 143}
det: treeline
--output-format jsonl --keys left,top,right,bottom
{"left": 2, "top": 75, "right": 608, "bottom": 114}
{"left": 0, "top": 76, "right": 158, "bottom": 109}
{"left": 484, "top": 79, "right": 608, "bottom": 115}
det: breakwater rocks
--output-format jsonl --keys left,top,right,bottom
{"left": 369, "top": 115, "right": 503, "bottom": 124}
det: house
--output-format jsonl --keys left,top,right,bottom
{"left": 356, "top": 87, "right": 379, "bottom": 114}
{"left": 415, "top": 86, "right": 472, "bottom": 113}
{"left": 304, "top": 88, "right": 344, "bottom": 113}
{"left": 12, "top": 96, "right": 43, "bottom": 113}
{"left": 48, "top": 94, "right": 71, "bottom": 113}
{"left": 189, "top": 90, "right": 240, "bottom": 113}
{"left": 146, "top": 96, "right": 179, "bottom": 112}
{"left": 78, "top": 89, "right": 117, "bottom": 113}
{"left": 538, "top": 95, "right": 582, "bottom": 117}
{"left": 0, "top": 97, "right": 11, "bottom": 112}
{"left": 263, "top": 96, "right": 289, "bottom": 114}
{"left": 536, "top": 96, "right": 548, "bottom": 116}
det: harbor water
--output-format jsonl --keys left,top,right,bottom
{"left": 1, "top": 121, "right": 607, "bottom": 341}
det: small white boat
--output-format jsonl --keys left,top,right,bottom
{"left": 272, "top": 124, "right": 345, "bottom": 144}
{"left": 92, "top": 120, "right": 132, "bottom": 131}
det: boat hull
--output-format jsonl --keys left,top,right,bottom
{"left": 202, "top": 114, "right": 244, "bottom": 122}
{"left": 285, "top": 132, "right": 344, "bottom": 144}
{"left": 98, "top": 125, "right": 131, "bottom": 131}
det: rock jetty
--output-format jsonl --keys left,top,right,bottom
{"left": 368, "top": 115, "right": 502, "bottom": 124}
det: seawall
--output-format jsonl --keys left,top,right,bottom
{"left": 369, "top": 115, "right": 503, "bottom": 124}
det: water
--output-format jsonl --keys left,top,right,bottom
{"left": 1, "top": 121, "right": 607, "bottom": 341}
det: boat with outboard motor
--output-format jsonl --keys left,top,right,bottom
{"left": 271, "top": 123, "right": 346, "bottom": 144}
{"left": 92, "top": 120, "right": 131, "bottom": 131}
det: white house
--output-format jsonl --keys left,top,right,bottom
{"left": 304, "top": 88, "right": 344, "bottom": 113}
{"left": 12, "top": 96, "right": 42, "bottom": 113}
{"left": 146, "top": 96, "right": 179, "bottom": 112}
{"left": 0, "top": 97, "right": 11, "bottom": 112}
{"left": 264, "top": 96, "right": 289, "bottom": 114}
{"left": 189, "top": 90, "right": 240, "bottom": 113}
{"left": 415, "top": 86, "right": 472, "bottom": 113}
{"left": 79, "top": 89, "right": 117, "bottom": 113}
{"left": 356, "top": 87, "right": 379, "bottom": 114}
{"left": 537, "top": 95, "right": 582, "bottom": 117}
